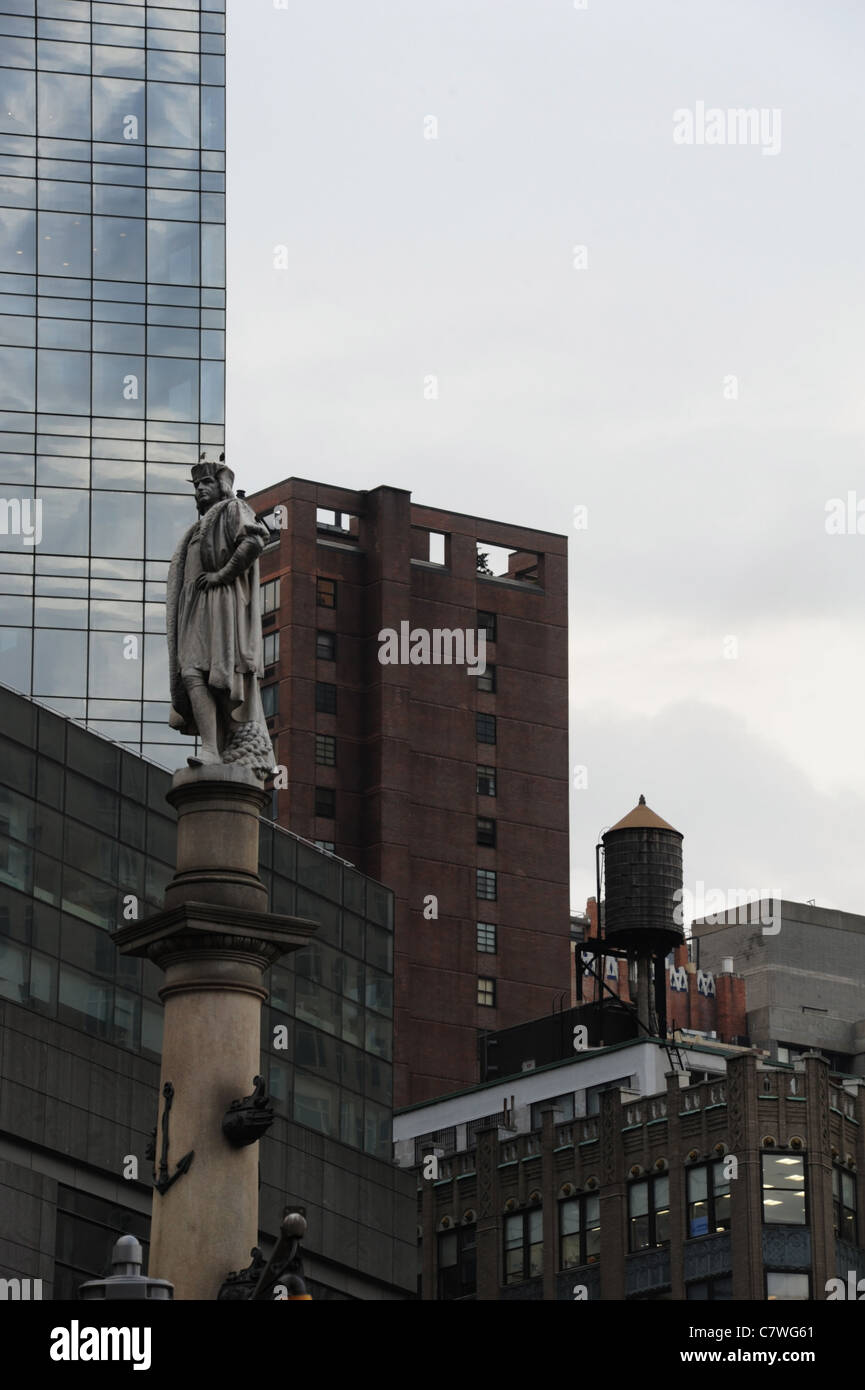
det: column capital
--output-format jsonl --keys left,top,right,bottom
{"left": 114, "top": 900, "right": 318, "bottom": 975}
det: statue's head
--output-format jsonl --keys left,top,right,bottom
{"left": 190, "top": 458, "right": 235, "bottom": 515}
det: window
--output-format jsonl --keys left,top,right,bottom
{"left": 477, "top": 977, "right": 496, "bottom": 1007}
{"left": 476, "top": 922, "right": 497, "bottom": 954}
{"left": 261, "top": 684, "right": 278, "bottom": 719}
{"left": 476, "top": 869, "right": 497, "bottom": 901}
{"left": 766, "top": 1272, "right": 810, "bottom": 1300}
{"left": 504, "top": 1209, "right": 542, "bottom": 1284}
{"left": 0, "top": 941, "right": 25, "bottom": 1003}
{"left": 559, "top": 1193, "right": 600, "bottom": 1270}
{"left": 262, "top": 632, "right": 279, "bottom": 668}
{"left": 293, "top": 1070, "right": 338, "bottom": 1136}
{"left": 437, "top": 1226, "right": 476, "bottom": 1300}
{"left": 316, "top": 507, "right": 358, "bottom": 536}
{"left": 315, "top": 734, "right": 336, "bottom": 766}
{"left": 531, "top": 1092, "right": 575, "bottom": 1130}
{"left": 833, "top": 1167, "right": 857, "bottom": 1242}
{"left": 58, "top": 967, "right": 111, "bottom": 1039}
{"left": 477, "top": 664, "right": 496, "bottom": 693}
{"left": 761, "top": 1154, "right": 806, "bottom": 1225}
{"left": 413, "top": 528, "right": 448, "bottom": 566}
{"left": 477, "top": 542, "right": 540, "bottom": 584}
{"left": 686, "top": 1276, "right": 732, "bottom": 1300}
{"left": 476, "top": 816, "right": 496, "bottom": 848}
{"left": 476, "top": 713, "right": 496, "bottom": 745}
{"left": 315, "top": 840, "right": 335, "bottom": 853}
{"left": 315, "top": 682, "right": 337, "bottom": 714}
{"left": 316, "top": 577, "right": 337, "bottom": 608}
{"left": 687, "top": 1161, "right": 732, "bottom": 1237}
{"left": 628, "top": 1175, "right": 670, "bottom": 1251}
{"left": 428, "top": 531, "right": 446, "bottom": 565}
{"left": 315, "top": 787, "right": 335, "bottom": 819}
{"left": 477, "top": 764, "right": 496, "bottom": 797}
{"left": 260, "top": 578, "right": 280, "bottom": 614}
{"left": 477, "top": 610, "right": 496, "bottom": 642}
{"left": 316, "top": 631, "right": 336, "bottom": 661}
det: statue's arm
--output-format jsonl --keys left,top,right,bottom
{"left": 211, "top": 535, "right": 262, "bottom": 585}
{"left": 196, "top": 507, "right": 269, "bottom": 590}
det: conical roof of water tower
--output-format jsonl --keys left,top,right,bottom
{"left": 607, "top": 794, "right": 681, "bottom": 835}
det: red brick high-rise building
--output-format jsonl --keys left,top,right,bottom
{"left": 247, "top": 477, "right": 570, "bottom": 1106}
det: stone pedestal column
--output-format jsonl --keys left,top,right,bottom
{"left": 803, "top": 1052, "right": 834, "bottom": 1299}
{"left": 727, "top": 1053, "right": 764, "bottom": 1299}
{"left": 541, "top": 1110, "right": 557, "bottom": 1301}
{"left": 599, "top": 1087, "right": 626, "bottom": 1300}
{"left": 114, "top": 766, "right": 317, "bottom": 1301}
{"left": 475, "top": 1129, "right": 501, "bottom": 1301}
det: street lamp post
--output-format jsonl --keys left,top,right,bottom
{"left": 78, "top": 1235, "right": 173, "bottom": 1301}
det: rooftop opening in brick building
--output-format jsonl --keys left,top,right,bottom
{"left": 316, "top": 507, "right": 359, "bottom": 540}
{"left": 410, "top": 527, "right": 448, "bottom": 566}
{"left": 476, "top": 541, "right": 540, "bottom": 585}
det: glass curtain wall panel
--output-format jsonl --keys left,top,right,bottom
{"left": 0, "top": 0, "right": 226, "bottom": 769}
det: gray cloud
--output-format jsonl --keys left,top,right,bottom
{"left": 571, "top": 699, "right": 865, "bottom": 917}
{"left": 226, "top": 0, "right": 865, "bottom": 918}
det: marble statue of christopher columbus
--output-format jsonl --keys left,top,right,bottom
{"left": 166, "top": 456, "right": 274, "bottom": 780}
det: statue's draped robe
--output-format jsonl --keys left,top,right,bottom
{"left": 166, "top": 497, "right": 271, "bottom": 739}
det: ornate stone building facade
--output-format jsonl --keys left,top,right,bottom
{"left": 416, "top": 1052, "right": 865, "bottom": 1301}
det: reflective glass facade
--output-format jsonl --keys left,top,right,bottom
{"left": 0, "top": 683, "right": 396, "bottom": 1158}
{"left": 0, "top": 0, "right": 226, "bottom": 768}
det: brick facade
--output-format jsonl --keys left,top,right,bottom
{"left": 247, "top": 478, "right": 570, "bottom": 1108}
{"left": 418, "top": 1053, "right": 865, "bottom": 1300}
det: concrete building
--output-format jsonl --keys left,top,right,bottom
{"left": 247, "top": 476, "right": 570, "bottom": 1109}
{"left": 0, "top": 682, "right": 415, "bottom": 1299}
{"left": 693, "top": 900, "right": 865, "bottom": 1073}
{"left": 0, "top": 0, "right": 227, "bottom": 769}
{"left": 395, "top": 1034, "right": 741, "bottom": 1169}
{"left": 395, "top": 1040, "right": 865, "bottom": 1301}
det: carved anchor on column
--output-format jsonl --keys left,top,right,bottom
{"left": 149, "top": 1081, "right": 194, "bottom": 1196}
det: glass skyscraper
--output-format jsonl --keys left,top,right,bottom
{"left": 0, "top": 0, "right": 225, "bottom": 769}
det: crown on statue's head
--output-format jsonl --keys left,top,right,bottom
{"left": 190, "top": 453, "right": 234, "bottom": 490}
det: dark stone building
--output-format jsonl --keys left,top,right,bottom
{"left": 247, "top": 476, "right": 570, "bottom": 1108}
{"left": 0, "top": 682, "right": 415, "bottom": 1299}
{"left": 406, "top": 1047, "right": 865, "bottom": 1301}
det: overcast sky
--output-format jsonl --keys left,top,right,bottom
{"left": 225, "top": 0, "right": 865, "bottom": 921}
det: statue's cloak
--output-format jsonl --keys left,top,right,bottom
{"left": 166, "top": 497, "right": 271, "bottom": 737}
